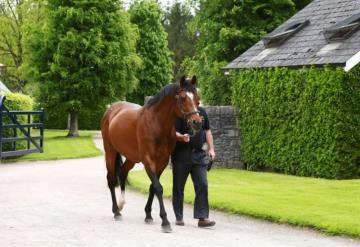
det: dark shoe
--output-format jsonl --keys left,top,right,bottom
{"left": 198, "top": 219, "right": 216, "bottom": 228}
{"left": 175, "top": 219, "right": 185, "bottom": 226}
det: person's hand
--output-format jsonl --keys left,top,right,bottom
{"left": 208, "top": 149, "right": 215, "bottom": 160}
{"left": 207, "top": 149, "right": 215, "bottom": 172}
{"left": 182, "top": 134, "right": 190, "bottom": 142}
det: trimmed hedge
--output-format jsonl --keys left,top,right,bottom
{"left": 1, "top": 92, "right": 34, "bottom": 151}
{"left": 231, "top": 66, "right": 360, "bottom": 179}
{"left": 42, "top": 104, "right": 106, "bottom": 130}
{"left": 1, "top": 93, "right": 33, "bottom": 111}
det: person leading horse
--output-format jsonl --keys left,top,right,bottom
{"left": 101, "top": 76, "right": 202, "bottom": 232}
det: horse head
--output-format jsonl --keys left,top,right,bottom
{"left": 175, "top": 75, "right": 203, "bottom": 135}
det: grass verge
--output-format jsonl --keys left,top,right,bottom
{"left": 3, "top": 129, "right": 102, "bottom": 162}
{"left": 128, "top": 168, "right": 360, "bottom": 238}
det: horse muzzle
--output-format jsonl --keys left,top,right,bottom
{"left": 187, "top": 119, "right": 202, "bottom": 136}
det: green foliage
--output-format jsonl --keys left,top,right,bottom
{"left": 183, "top": 59, "right": 231, "bottom": 105}
{"left": 22, "top": 0, "right": 141, "bottom": 132}
{"left": 43, "top": 103, "right": 104, "bottom": 130}
{"left": 1, "top": 92, "right": 33, "bottom": 111}
{"left": 0, "top": 92, "right": 33, "bottom": 151}
{"left": 164, "top": 1, "right": 195, "bottom": 79}
{"left": 41, "top": 107, "right": 67, "bottom": 130}
{"left": 127, "top": 0, "right": 173, "bottom": 104}
{"left": 0, "top": 0, "right": 23, "bottom": 91}
{"left": 293, "top": 0, "right": 313, "bottom": 9}
{"left": 0, "top": 0, "right": 44, "bottom": 92}
{"left": 78, "top": 105, "right": 104, "bottom": 130}
{"left": 184, "top": 0, "right": 304, "bottom": 105}
{"left": 231, "top": 66, "right": 360, "bottom": 179}
{"left": 0, "top": 0, "right": 33, "bottom": 91}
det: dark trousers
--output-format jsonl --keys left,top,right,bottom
{"left": 172, "top": 160, "right": 209, "bottom": 220}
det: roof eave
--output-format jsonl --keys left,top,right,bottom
{"left": 222, "top": 63, "right": 347, "bottom": 71}
{"left": 344, "top": 50, "right": 360, "bottom": 72}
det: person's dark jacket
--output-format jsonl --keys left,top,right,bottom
{"left": 171, "top": 107, "right": 210, "bottom": 163}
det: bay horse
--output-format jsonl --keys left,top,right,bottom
{"left": 101, "top": 76, "right": 202, "bottom": 233}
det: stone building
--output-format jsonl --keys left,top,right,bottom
{"left": 225, "top": 0, "right": 360, "bottom": 71}
{"left": 223, "top": 0, "right": 360, "bottom": 178}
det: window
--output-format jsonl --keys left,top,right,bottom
{"left": 324, "top": 13, "right": 360, "bottom": 42}
{"left": 263, "top": 20, "right": 310, "bottom": 48}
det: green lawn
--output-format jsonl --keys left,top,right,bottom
{"left": 4, "top": 129, "right": 102, "bottom": 162}
{"left": 128, "top": 168, "right": 360, "bottom": 238}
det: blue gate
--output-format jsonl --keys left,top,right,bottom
{"left": 0, "top": 95, "right": 44, "bottom": 158}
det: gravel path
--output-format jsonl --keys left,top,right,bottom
{"left": 0, "top": 134, "right": 359, "bottom": 247}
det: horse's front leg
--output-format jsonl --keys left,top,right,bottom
{"left": 144, "top": 184, "right": 155, "bottom": 223}
{"left": 145, "top": 169, "right": 171, "bottom": 233}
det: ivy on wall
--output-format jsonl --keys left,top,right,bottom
{"left": 231, "top": 65, "right": 360, "bottom": 179}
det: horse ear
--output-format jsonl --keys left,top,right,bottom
{"left": 191, "top": 76, "right": 197, "bottom": 85}
{"left": 179, "top": 76, "right": 186, "bottom": 88}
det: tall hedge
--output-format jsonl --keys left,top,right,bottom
{"left": 231, "top": 66, "right": 360, "bottom": 179}
{"left": 43, "top": 104, "right": 105, "bottom": 130}
{"left": 1, "top": 93, "right": 33, "bottom": 151}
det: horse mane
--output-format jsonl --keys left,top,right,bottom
{"left": 145, "top": 80, "right": 196, "bottom": 108}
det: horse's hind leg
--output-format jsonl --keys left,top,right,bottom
{"left": 104, "top": 141, "right": 122, "bottom": 219}
{"left": 144, "top": 183, "right": 155, "bottom": 223}
{"left": 117, "top": 159, "right": 135, "bottom": 211}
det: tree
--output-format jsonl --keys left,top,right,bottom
{"left": 164, "top": 1, "right": 195, "bottom": 79}
{"left": 0, "top": 0, "right": 43, "bottom": 92}
{"left": 23, "top": 0, "right": 141, "bottom": 136}
{"left": 293, "top": 0, "right": 312, "bottom": 10}
{"left": 184, "top": 0, "right": 299, "bottom": 105}
{"left": 127, "top": 0, "right": 173, "bottom": 104}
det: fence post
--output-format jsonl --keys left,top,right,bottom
{"left": 13, "top": 115, "right": 17, "bottom": 151}
{"left": 27, "top": 113, "right": 31, "bottom": 150}
{"left": 40, "top": 108, "right": 44, "bottom": 152}
{"left": 0, "top": 96, "right": 5, "bottom": 159}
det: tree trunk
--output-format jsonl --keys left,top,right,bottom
{"left": 67, "top": 111, "right": 79, "bottom": 137}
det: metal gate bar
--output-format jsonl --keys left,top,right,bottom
{"left": 0, "top": 96, "right": 44, "bottom": 158}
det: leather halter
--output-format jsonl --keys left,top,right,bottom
{"left": 176, "top": 92, "right": 200, "bottom": 120}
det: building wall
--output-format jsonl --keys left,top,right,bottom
{"left": 203, "top": 106, "right": 243, "bottom": 169}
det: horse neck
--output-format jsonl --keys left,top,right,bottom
{"left": 149, "top": 94, "right": 177, "bottom": 136}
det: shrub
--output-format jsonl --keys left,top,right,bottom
{"left": 1, "top": 92, "right": 33, "bottom": 151}
{"left": 183, "top": 59, "right": 232, "bottom": 105}
{"left": 231, "top": 66, "right": 360, "bottom": 179}
{"left": 2, "top": 92, "right": 33, "bottom": 111}
{"left": 197, "top": 61, "right": 232, "bottom": 106}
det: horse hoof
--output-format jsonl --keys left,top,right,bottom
{"left": 114, "top": 213, "right": 122, "bottom": 221}
{"left": 162, "top": 224, "right": 172, "bottom": 233}
{"left": 144, "top": 218, "right": 154, "bottom": 224}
